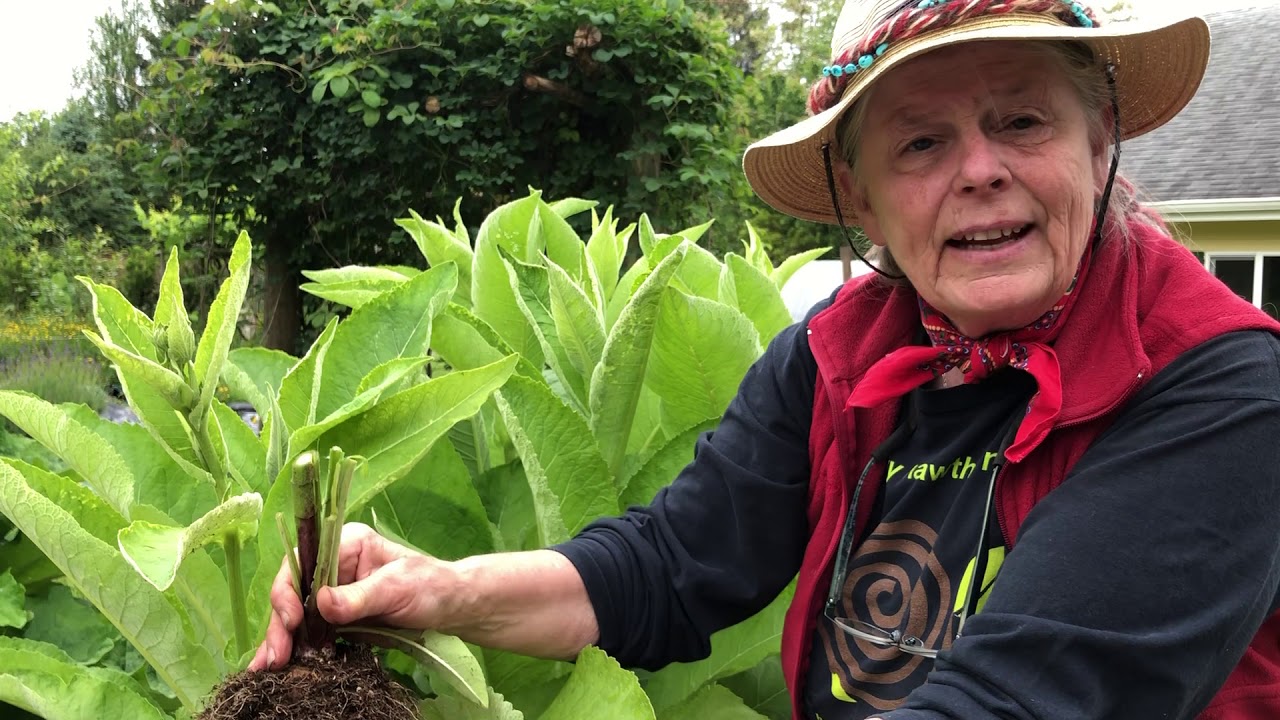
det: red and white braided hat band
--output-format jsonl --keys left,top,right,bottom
{"left": 742, "top": 0, "right": 1210, "bottom": 225}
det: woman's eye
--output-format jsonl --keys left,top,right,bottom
{"left": 905, "top": 137, "right": 935, "bottom": 153}
{"left": 1005, "top": 115, "right": 1039, "bottom": 131}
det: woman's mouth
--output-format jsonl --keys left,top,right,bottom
{"left": 947, "top": 224, "right": 1033, "bottom": 250}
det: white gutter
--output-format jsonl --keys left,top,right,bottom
{"left": 1149, "top": 197, "right": 1280, "bottom": 223}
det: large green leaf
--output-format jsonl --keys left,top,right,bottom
{"left": 367, "top": 439, "right": 495, "bottom": 561}
{"left": 644, "top": 583, "right": 794, "bottom": 712}
{"left": 213, "top": 401, "right": 267, "bottom": 496}
{"left": 481, "top": 651, "right": 570, "bottom": 719}
{"left": 84, "top": 332, "right": 194, "bottom": 411}
{"left": 472, "top": 194, "right": 546, "bottom": 367}
{"left": 118, "top": 492, "right": 262, "bottom": 592}
{"left": 300, "top": 264, "right": 418, "bottom": 310}
{"left": 0, "top": 392, "right": 134, "bottom": 517}
{"left": 277, "top": 316, "right": 338, "bottom": 434}
{"left": 398, "top": 208, "right": 474, "bottom": 306}
{"left": 771, "top": 247, "right": 830, "bottom": 290}
{"left": 586, "top": 208, "right": 621, "bottom": 303}
{"left": 420, "top": 688, "right": 524, "bottom": 720}
{"left": 589, "top": 245, "right": 688, "bottom": 479}
{"left": 431, "top": 304, "right": 544, "bottom": 382}
{"left": 537, "top": 201, "right": 586, "bottom": 283}
{"left": 721, "top": 255, "right": 794, "bottom": 346}
{"left": 219, "top": 361, "right": 269, "bottom": 421}
{"left": 342, "top": 627, "right": 488, "bottom": 708}
{"left": 538, "top": 646, "right": 655, "bottom": 720}
{"left": 78, "top": 278, "right": 156, "bottom": 361}
{"left": 291, "top": 357, "right": 429, "bottom": 456}
{"left": 475, "top": 462, "right": 538, "bottom": 553}
{"left": 315, "top": 262, "right": 456, "bottom": 420}
{"left": 605, "top": 255, "right": 649, "bottom": 331}
{"left": 548, "top": 197, "right": 598, "bottom": 220}
{"left": 506, "top": 252, "right": 588, "bottom": 412}
{"left": 675, "top": 244, "right": 726, "bottom": 301}
{"left": 192, "top": 231, "right": 252, "bottom": 431}
{"left": 226, "top": 346, "right": 297, "bottom": 407}
{"left": 0, "top": 461, "right": 220, "bottom": 709}
{"left": 22, "top": 584, "right": 117, "bottom": 664}
{"left": 647, "top": 288, "right": 761, "bottom": 432}
{"left": 0, "top": 637, "right": 169, "bottom": 720}
{"left": 655, "top": 683, "right": 769, "bottom": 720}
{"left": 619, "top": 420, "right": 716, "bottom": 506}
{"left": 0, "top": 570, "right": 26, "bottom": 629}
{"left": 719, "top": 657, "right": 790, "bottom": 720}
{"left": 154, "top": 247, "right": 197, "bottom": 368}
{"left": 547, "top": 259, "right": 605, "bottom": 393}
{"left": 742, "top": 223, "right": 775, "bottom": 276}
{"left": 324, "top": 356, "right": 519, "bottom": 514}
{"left": 495, "top": 376, "right": 616, "bottom": 543}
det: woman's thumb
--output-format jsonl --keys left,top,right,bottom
{"left": 316, "top": 572, "right": 392, "bottom": 625}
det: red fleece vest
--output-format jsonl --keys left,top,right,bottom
{"left": 786, "top": 227, "right": 1280, "bottom": 719}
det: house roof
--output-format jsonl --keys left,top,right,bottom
{"left": 1119, "top": 5, "right": 1280, "bottom": 204}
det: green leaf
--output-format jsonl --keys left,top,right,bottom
{"left": 311, "top": 79, "right": 328, "bottom": 103}
{"left": 367, "top": 439, "right": 495, "bottom": 561}
{"left": 220, "top": 361, "right": 270, "bottom": 417}
{"left": 214, "top": 401, "right": 268, "bottom": 495}
{"left": 482, "top": 651, "right": 571, "bottom": 719}
{"left": 547, "top": 259, "right": 605, "bottom": 394}
{"left": 227, "top": 347, "right": 297, "bottom": 408}
{"left": 0, "top": 391, "right": 135, "bottom": 517}
{"left": 548, "top": 198, "right": 597, "bottom": 220}
{"left": 655, "top": 683, "right": 768, "bottom": 720}
{"left": 605, "top": 255, "right": 649, "bottom": 331}
{"left": 431, "top": 304, "right": 543, "bottom": 381}
{"left": 0, "top": 637, "right": 169, "bottom": 720}
{"left": 722, "top": 255, "right": 794, "bottom": 346}
{"left": 647, "top": 288, "right": 761, "bottom": 432}
{"left": 637, "top": 214, "right": 662, "bottom": 256}
{"left": 397, "top": 209, "right": 474, "bottom": 307}
{"left": 325, "top": 356, "right": 519, "bottom": 514}
{"left": 494, "top": 376, "right": 616, "bottom": 544}
{"left": 536, "top": 202, "right": 586, "bottom": 283}
{"left": 316, "top": 263, "right": 457, "bottom": 421}
{"left": 743, "top": 223, "right": 774, "bottom": 276}
{"left": 22, "top": 583, "right": 116, "bottom": 664}
{"left": 421, "top": 688, "right": 523, "bottom": 720}
{"left": 472, "top": 194, "right": 546, "bottom": 366}
{"left": 364, "top": 108, "right": 380, "bottom": 127}
{"left": 78, "top": 277, "right": 156, "bottom": 361}
{"left": 343, "top": 627, "right": 488, "bottom": 707}
{"left": 675, "top": 244, "right": 724, "bottom": 301}
{"left": 590, "top": 245, "right": 688, "bottom": 478}
{"left": 0, "top": 570, "right": 26, "bottom": 629}
{"left": 505, "top": 251, "right": 588, "bottom": 412}
{"left": 586, "top": 208, "right": 621, "bottom": 303}
{"left": 771, "top": 247, "right": 830, "bottom": 290}
{"left": 330, "top": 75, "right": 351, "bottom": 98}
{"left": 300, "top": 266, "right": 412, "bottom": 308}
{"left": 675, "top": 218, "right": 715, "bottom": 246}
{"left": 118, "top": 492, "right": 262, "bottom": 592}
{"left": 277, "top": 316, "right": 339, "bottom": 434}
{"left": 539, "top": 646, "right": 654, "bottom": 720}
{"left": 475, "top": 462, "right": 537, "bottom": 553}
{"left": 193, "top": 231, "right": 252, "bottom": 431}
{"left": 619, "top": 420, "right": 715, "bottom": 506}
{"left": 155, "top": 247, "right": 197, "bottom": 367}
{"left": 719, "top": 657, "right": 790, "bottom": 720}
{"left": 0, "top": 461, "right": 220, "bottom": 710}
{"left": 362, "top": 88, "right": 382, "bottom": 107}
{"left": 644, "top": 583, "right": 794, "bottom": 712}
{"left": 290, "top": 357, "right": 429, "bottom": 456}
{"left": 84, "top": 331, "right": 195, "bottom": 410}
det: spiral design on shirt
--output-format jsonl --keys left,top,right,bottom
{"left": 819, "top": 519, "right": 955, "bottom": 711}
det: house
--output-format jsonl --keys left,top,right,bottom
{"left": 1121, "top": 5, "right": 1280, "bottom": 317}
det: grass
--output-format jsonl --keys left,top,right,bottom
{"left": 0, "top": 315, "right": 111, "bottom": 433}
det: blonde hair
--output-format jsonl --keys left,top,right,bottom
{"left": 834, "top": 40, "right": 1165, "bottom": 279}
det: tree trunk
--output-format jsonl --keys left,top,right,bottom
{"left": 261, "top": 230, "right": 301, "bottom": 353}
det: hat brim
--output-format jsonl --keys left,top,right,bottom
{"left": 742, "top": 13, "right": 1210, "bottom": 225}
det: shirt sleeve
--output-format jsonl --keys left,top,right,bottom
{"left": 884, "top": 330, "right": 1280, "bottom": 720}
{"left": 549, "top": 301, "right": 826, "bottom": 671}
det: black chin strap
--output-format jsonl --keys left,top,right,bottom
{"left": 1092, "top": 62, "right": 1122, "bottom": 248}
{"left": 822, "top": 142, "right": 907, "bottom": 282}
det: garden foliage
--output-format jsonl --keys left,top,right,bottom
{"left": 0, "top": 191, "right": 827, "bottom": 719}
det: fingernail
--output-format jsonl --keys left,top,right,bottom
{"left": 266, "top": 648, "right": 276, "bottom": 669}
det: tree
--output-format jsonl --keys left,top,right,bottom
{"left": 137, "top": 0, "right": 743, "bottom": 352}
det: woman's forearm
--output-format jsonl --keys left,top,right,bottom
{"left": 442, "top": 549, "right": 599, "bottom": 661}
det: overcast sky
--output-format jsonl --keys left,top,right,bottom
{"left": 0, "top": 0, "right": 1270, "bottom": 122}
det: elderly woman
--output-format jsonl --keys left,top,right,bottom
{"left": 252, "top": 0, "right": 1280, "bottom": 717}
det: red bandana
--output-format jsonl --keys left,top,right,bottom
{"left": 848, "top": 247, "right": 1092, "bottom": 462}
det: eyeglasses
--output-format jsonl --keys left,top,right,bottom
{"left": 823, "top": 408, "right": 1016, "bottom": 658}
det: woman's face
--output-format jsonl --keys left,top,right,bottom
{"left": 847, "top": 41, "right": 1108, "bottom": 337}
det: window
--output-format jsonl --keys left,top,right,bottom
{"left": 1203, "top": 253, "right": 1280, "bottom": 320}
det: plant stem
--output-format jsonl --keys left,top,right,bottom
{"left": 223, "top": 532, "right": 250, "bottom": 659}
{"left": 193, "top": 413, "right": 228, "bottom": 497}
{"left": 292, "top": 451, "right": 330, "bottom": 652}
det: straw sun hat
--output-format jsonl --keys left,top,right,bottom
{"left": 742, "top": 0, "right": 1210, "bottom": 225}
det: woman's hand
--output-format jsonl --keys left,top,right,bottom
{"left": 248, "top": 522, "right": 462, "bottom": 671}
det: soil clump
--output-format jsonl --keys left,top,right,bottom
{"left": 196, "top": 644, "right": 417, "bottom": 720}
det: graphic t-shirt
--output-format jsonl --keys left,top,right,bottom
{"left": 804, "top": 369, "right": 1036, "bottom": 720}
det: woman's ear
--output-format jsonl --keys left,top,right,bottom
{"left": 833, "top": 155, "right": 886, "bottom": 247}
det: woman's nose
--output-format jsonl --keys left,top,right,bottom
{"left": 953, "top": 133, "right": 1012, "bottom": 195}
